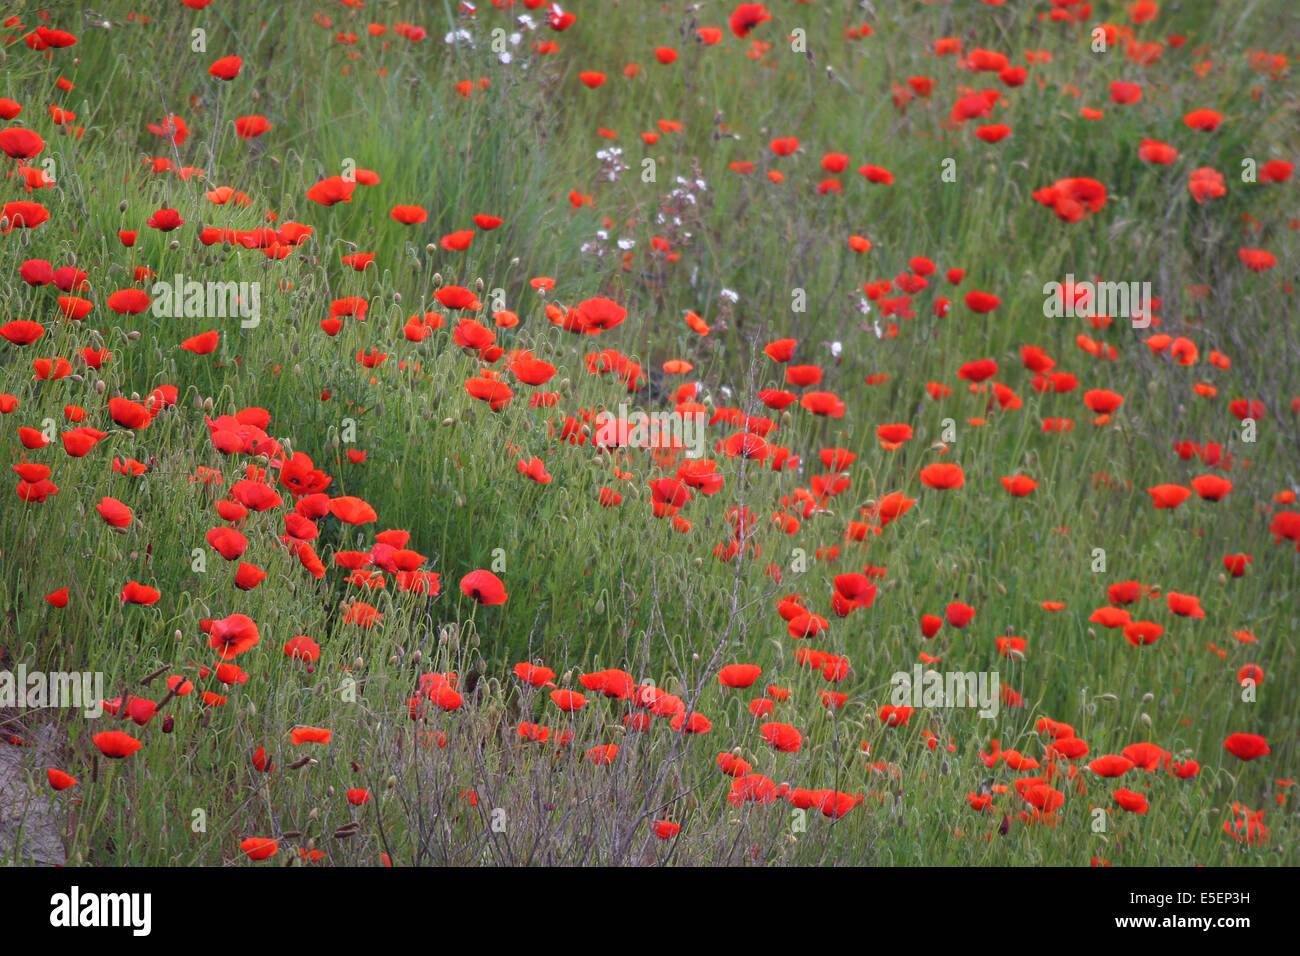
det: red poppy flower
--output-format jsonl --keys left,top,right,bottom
{"left": 460, "top": 569, "right": 508, "bottom": 605}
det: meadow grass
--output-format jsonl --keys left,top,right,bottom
{"left": 0, "top": 0, "right": 1297, "bottom": 866}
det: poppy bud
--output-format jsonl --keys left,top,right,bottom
{"left": 162, "top": 715, "right": 174, "bottom": 733}
{"left": 69, "top": 374, "right": 84, "bottom": 384}
{"left": 433, "top": 272, "right": 442, "bottom": 284}
{"left": 386, "top": 775, "right": 397, "bottom": 789}
{"left": 425, "top": 243, "right": 436, "bottom": 254}
{"left": 411, "top": 649, "right": 422, "bottom": 664}
{"left": 126, "top": 330, "right": 141, "bottom": 340}
{"left": 441, "top": 418, "right": 455, "bottom": 427}
{"left": 95, "top": 380, "right": 106, "bottom": 394}
{"left": 475, "top": 277, "right": 484, "bottom": 291}
{"left": 393, "top": 292, "right": 401, "bottom": 304}
{"left": 202, "top": 397, "right": 214, "bottom": 410}
{"left": 173, "top": 629, "right": 183, "bottom": 642}
{"left": 1140, "top": 713, "right": 1152, "bottom": 727}
{"left": 169, "top": 240, "right": 180, "bottom": 251}
{"left": 354, "top": 657, "right": 364, "bottom": 669}
{"left": 118, "top": 200, "right": 128, "bottom": 212}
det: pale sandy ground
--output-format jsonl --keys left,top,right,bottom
{"left": 0, "top": 720, "right": 67, "bottom": 866}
